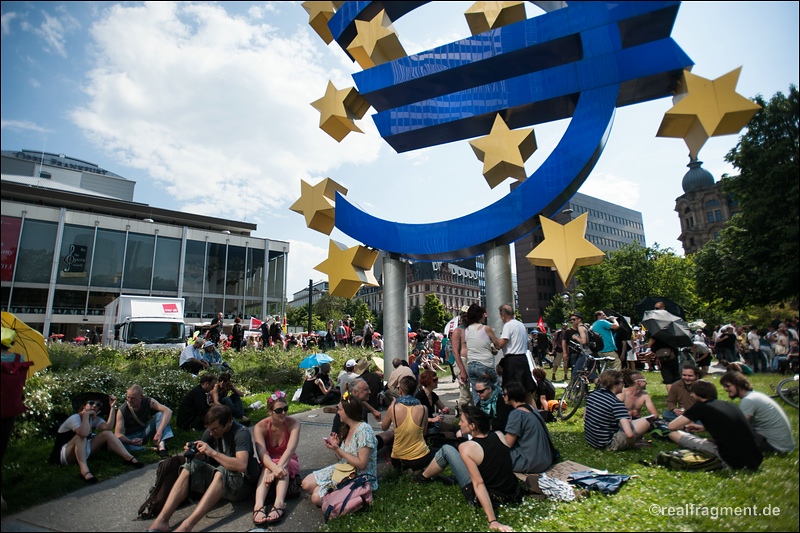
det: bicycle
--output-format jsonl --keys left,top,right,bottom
{"left": 772, "top": 374, "right": 799, "bottom": 409}
{"left": 557, "top": 342, "right": 617, "bottom": 421}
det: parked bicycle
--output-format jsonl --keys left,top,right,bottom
{"left": 557, "top": 341, "right": 616, "bottom": 420}
{"left": 772, "top": 374, "right": 799, "bottom": 409}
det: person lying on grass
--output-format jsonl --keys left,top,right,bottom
{"left": 414, "top": 405, "right": 521, "bottom": 532}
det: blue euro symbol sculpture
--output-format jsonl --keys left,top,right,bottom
{"left": 326, "top": 1, "right": 693, "bottom": 261}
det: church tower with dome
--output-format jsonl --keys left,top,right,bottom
{"left": 674, "top": 159, "right": 740, "bottom": 254}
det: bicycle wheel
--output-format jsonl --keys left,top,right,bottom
{"left": 557, "top": 376, "right": 586, "bottom": 420}
{"left": 776, "top": 378, "right": 799, "bottom": 409}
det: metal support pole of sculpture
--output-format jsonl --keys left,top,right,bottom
{"left": 382, "top": 255, "right": 408, "bottom": 383}
{"left": 485, "top": 244, "right": 513, "bottom": 343}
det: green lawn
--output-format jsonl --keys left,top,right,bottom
{"left": 3, "top": 345, "right": 798, "bottom": 532}
{"left": 324, "top": 371, "right": 799, "bottom": 532}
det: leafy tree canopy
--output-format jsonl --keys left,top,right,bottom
{"left": 695, "top": 85, "right": 799, "bottom": 309}
{"left": 421, "top": 294, "right": 448, "bottom": 333}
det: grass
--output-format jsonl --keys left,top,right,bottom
{"left": 323, "top": 372, "right": 800, "bottom": 532}
{"left": 3, "top": 349, "right": 798, "bottom": 532}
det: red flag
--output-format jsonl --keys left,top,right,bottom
{"left": 537, "top": 316, "right": 545, "bottom": 332}
{"left": 249, "top": 317, "right": 263, "bottom": 330}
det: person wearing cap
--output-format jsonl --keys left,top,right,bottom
{"left": 49, "top": 392, "right": 144, "bottom": 484}
{"left": 180, "top": 337, "right": 210, "bottom": 374}
{"left": 337, "top": 359, "right": 359, "bottom": 393}
{"left": 202, "top": 340, "right": 233, "bottom": 373}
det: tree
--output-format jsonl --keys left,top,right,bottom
{"left": 285, "top": 305, "right": 307, "bottom": 328}
{"left": 421, "top": 294, "right": 448, "bottom": 332}
{"left": 574, "top": 242, "right": 699, "bottom": 322}
{"left": 409, "top": 305, "right": 422, "bottom": 331}
{"left": 312, "top": 292, "right": 347, "bottom": 325}
{"left": 695, "top": 85, "right": 799, "bottom": 309}
{"left": 544, "top": 293, "right": 571, "bottom": 330}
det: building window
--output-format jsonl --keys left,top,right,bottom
{"left": 123, "top": 233, "right": 155, "bottom": 291}
{"left": 14, "top": 219, "right": 57, "bottom": 283}
{"left": 91, "top": 228, "right": 126, "bottom": 288}
{"left": 707, "top": 212, "right": 714, "bottom": 223}
{"left": 715, "top": 210, "right": 722, "bottom": 222}
{"left": 152, "top": 236, "right": 181, "bottom": 292}
{"left": 58, "top": 224, "right": 95, "bottom": 287}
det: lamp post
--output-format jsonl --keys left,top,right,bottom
{"left": 561, "top": 290, "right": 585, "bottom": 314}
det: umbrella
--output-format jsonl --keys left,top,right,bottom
{"left": 443, "top": 316, "right": 459, "bottom": 337}
{"left": 687, "top": 320, "right": 707, "bottom": 330}
{"left": 408, "top": 332, "right": 417, "bottom": 338}
{"left": 641, "top": 309, "right": 693, "bottom": 348}
{"left": 73, "top": 336, "right": 86, "bottom": 343}
{"left": 602, "top": 308, "right": 632, "bottom": 341}
{"left": 636, "top": 297, "right": 685, "bottom": 320}
{"left": 372, "top": 332, "right": 381, "bottom": 338}
{"left": 407, "top": 323, "right": 412, "bottom": 332}
{"left": 49, "top": 333, "right": 64, "bottom": 339}
{"left": 298, "top": 352, "right": 334, "bottom": 369}
{"left": 2, "top": 311, "right": 51, "bottom": 379}
{"left": 372, "top": 356, "right": 385, "bottom": 373}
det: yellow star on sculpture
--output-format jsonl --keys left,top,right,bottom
{"left": 465, "top": 1, "right": 526, "bottom": 36}
{"left": 311, "top": 80, "right": 370, "bottom": 142}
{"left": 657, "top": 67, "right": 761, "bottom": 159}
{"left": 526, "top": 213, "right": 605, "bottom": 287}
{"left": 290, "top": 178, "right": 348, "bottom": 235}
{"left": 469, "top": 114, "right": 537, "bottom": 189}
{"left": 315, "top": 240, "right": 379, "bottom": 299}
{"left": 302, "top": 1, "right": 343, "bottom": 45}
{"left": 346, "top": 9, "right": 406, "bottom": 69}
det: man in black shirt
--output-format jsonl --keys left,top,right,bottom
{"left": 667, "top": 379, "right": 762, "bottom": 470}
{"left": 177, "top": 374, "right": 217, "bottom": 431}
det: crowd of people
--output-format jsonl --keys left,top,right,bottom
{"left": 4, "top": 305, "right": 797, "bottom": 531}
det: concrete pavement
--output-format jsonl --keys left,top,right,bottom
{"left": 1, "top": 378, "right": 464, "bottom": 533}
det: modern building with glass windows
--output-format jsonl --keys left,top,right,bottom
{"left": 1, "top": 150, "right": 288, "bottom": 339}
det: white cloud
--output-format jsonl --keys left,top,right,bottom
{"left": 579, "top": 171, "right": 641, "bottom": 209}
{"left": 0, "top": 119, "right": 51, "bottom": 134}
{"left": 69, "top": 2, "right": 383, "bottom": 228}
{"left": 33, "top": 8, "right": 80, "bottom": 57}
{"left": 286, "top": 238, "right": 328, "bottom": 295}
{"left": 1, "top": 12, "right": 17, "bottom": 35}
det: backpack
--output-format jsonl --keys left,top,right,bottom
{"left": 269, "top": 322, "right": 281, "bottom": 337}
{"left": 138, "top": 455, "right": 189, "bottom": 519}
{"left": 655, "top": 448, "right": 723, "bottom": 472}
{"left": 322, "top": 474, "right": 374, "bottom": 522}
{"left": 585, "top": 326, "right": 605, "bottom": 354}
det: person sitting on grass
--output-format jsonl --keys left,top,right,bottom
{"left": 252, "top": 391, "right": 301, "bottom": 527}
{"left": 298, "top": 363, "right": 341, "bottom": 406}
{"left": 49, "top": 392, "right": 144, "bottom": 484}
{"left": 301, "top": 394, "right": 378, "bottom": 507}
{"left": 414, "top": 406, "right": 521, "bottom": 532}
{"left": 213, "top": 372, "right": 250, "bottom": 426}
{"left": 381, "top": 375, "right": 434, "bottom": 472}
{"left": 531, "top": 368, "right": 556, "bottom": 411}
{"left": 415, "top": 370, "right": 458, "bottom": 439}
{"left": 616, "top": 369, "right": 659, "bottom": 420}
{"left": 499, "top": 381, "right": 554, "bottom": 474}
{"left": 667, "top": 379, "right": 763, "bottom": 470}
{"left": 475, "top": 375, "right": 513, "bottom": 432}
{"left": 147, "top": 405, "right": 259, "bottom": 532}
{"left": 114, "top": 384, "right": 173, "bottom": 458}
{"left": 201, "top": 341, "right": 233, "bottom": 373}
{"left": 177, "top": 373, "right": 217, "bottom": 431}
{"left": 179, "top": 337, "right": 210, "bottom": 375}
{"left": 583, "top": 370, "right": 654, "bottom": 451}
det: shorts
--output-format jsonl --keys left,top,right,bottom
{"left": 60, "top": 437, "right": 93, "bottom": 466}
{"left": 607, "top": 428, "right": 639, "bottom": 451}
{"left": 184, "top": 459, "right": 256, "bottom": 501}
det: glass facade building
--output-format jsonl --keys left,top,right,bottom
{"left": 2, "top": 179, "right": 288, "bottom": 339}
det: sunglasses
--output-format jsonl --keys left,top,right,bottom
{"left": 272, "top": 407, "right": 287, "bottom": 415}
{"left": 475, "top": 387, "right": 488, "bottom": 394}
{"left": 87, "top": 401, "right": 102, "bottom": 407}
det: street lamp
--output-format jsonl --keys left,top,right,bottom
{"left": 561, "top": 290, "right": 584, "bottom": 313}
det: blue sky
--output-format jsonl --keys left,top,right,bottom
{"left": 2, "top": 1, "right": 798, "bottom": 296}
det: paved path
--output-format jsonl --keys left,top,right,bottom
{"left": 0, "top": 378, "right": 463, "bottom": 533}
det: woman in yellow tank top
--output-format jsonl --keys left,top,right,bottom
{"left": 381, "top": 375, "right": 434, "bottom": 471}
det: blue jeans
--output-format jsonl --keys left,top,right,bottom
{"left": 434, "top": 444, "right": 471, "bottom": 488}
{"left": 123, "top": 411, "right": 174, "bottom": 452}
{"left": 220, "top": 393, "right": 245, "bottom": 419}
{"left": 468, "top": 361, "right": 496, "bottom": 406}
{"left": 749, "top": 349, "right": 768, "bottom": 373}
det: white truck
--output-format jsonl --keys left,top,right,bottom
{"left": 104, "top": 295, "right": 188, "bottom": 350}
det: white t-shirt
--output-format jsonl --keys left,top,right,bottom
{"left": 501, "top": 319, "right": 528, "bottom": 355}
{"left": 740, "top": 391, "right": 796, "bottom": 452}
{"left": 58, "top": 413, "right": 105, "bottom": 434}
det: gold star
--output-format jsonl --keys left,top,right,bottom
{"left": 315, "top": 240, "right": 379, "bottom": 298}
{"left": 526, "top": 213, "right": 605, "bottom": 286}
{"left": 311, "top": 80, "right": 370, "bottom": 142}
{"left": 469, "top": 114, "right": 537, "bottom": 189}
{"left": 464, "top": 1, "right": 526, "bottom": 36}
{"left": 302, "top": 1, "right": 343, "bottom": 45}
{"left": 657, "top": 68, "right": 761, "bottom": 159}
{"left": 346, "top": 9, "right": 406, "bottom": 69}
{"left": 289, "top": 178, "right": 348, "bottom": 235}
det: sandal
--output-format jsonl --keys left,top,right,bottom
{"left": 265, "top": 506, "right": 286, "bottom": 524}
{"left": 126, "top": 456, "right": 145, "bottom": 469}
{"left": 81, "top": 471, "right": 99, "bottom": 484}
{"left": 253, "top": 506, "right": 269, "bottom": 527}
